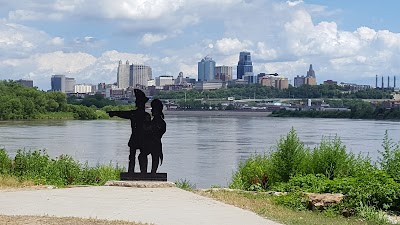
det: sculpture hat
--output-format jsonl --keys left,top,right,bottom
{"left": 134, "top": 89, "right": 149, "bottom": 104}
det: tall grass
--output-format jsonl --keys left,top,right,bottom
{"left": 0, "top": 148, "right": 122, "bottom": 187}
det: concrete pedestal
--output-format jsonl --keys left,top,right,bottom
{"left": 120, "top": 172, "right": 167, "bottom": 181}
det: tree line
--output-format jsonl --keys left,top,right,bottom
{"left": 154, "top": 84, "right": 393, "bottom": 100}
{"left": 0, "top": 81, "right": 132, "bottom": 120}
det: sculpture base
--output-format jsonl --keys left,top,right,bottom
{"left": 120, "top": 172, "right": 167, "bottom": 181}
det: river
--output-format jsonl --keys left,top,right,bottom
{"left": 0, "top": 116, "right": 399, "bottom": 188}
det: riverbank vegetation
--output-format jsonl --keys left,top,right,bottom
{"left": 271, "top": 98, "right": 400, "bottom": 120}
{"left": 154, "top": 83, "right": 393, "bottom": 100}
{"left": 0, "top": 148, "right": 122, "bottom": 187}
{"left": 0, "top": 80, "right": 134, "bottom": 120}
{"left": 228, "top": 128, "right": 400, "bottom": 224}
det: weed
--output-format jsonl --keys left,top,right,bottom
{"left": 175, "top": 178, "right": 196, "bottom": 190}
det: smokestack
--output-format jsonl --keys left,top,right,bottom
{"left": 376, "top": 75, "right": 378, "bottom": 88}
{"left": 395, "top": 76, "right": 397, "bottom": 88}
{"left": 382, "top": 76, "right": 384, "bottom": 90}
{"left": 388, "top": 76, "right": 390, "bottom": 88}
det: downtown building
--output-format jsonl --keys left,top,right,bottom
{"left": 198, "top": 56, "right": 216, "bottom": 81}
{"left": 51, "top": 75, "right": 75, "bottom": 93}
{"left": 294, "top": 64, "right": 317, "bottom": 87}
{"left": 215, "top": 66, "right": 233, "bottom": 82}
{"left": 237, "top": 52, "right": 253, "bottom": 80}
{"left": 117, "top": 60, "right": 152, "bottom": 89}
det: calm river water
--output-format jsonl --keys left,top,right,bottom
{"left": 0, "top": 116, "right": 399, "bottom": 188}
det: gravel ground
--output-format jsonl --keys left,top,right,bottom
{"left": 0, "top": 215, "right": 151, "bottom": 225}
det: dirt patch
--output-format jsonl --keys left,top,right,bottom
{"left": 0, "top": 215, "right": 152, "bottom": 225}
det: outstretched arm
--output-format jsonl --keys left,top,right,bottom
{"left": 107, "top": 110, "right": 135, "bottom": 119}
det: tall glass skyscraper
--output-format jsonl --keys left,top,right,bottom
{"left": 198, "top": 57, "right": 216, "bottom": 81}
{"left": 237, "top": 52, "right": 253, "bottom": 79}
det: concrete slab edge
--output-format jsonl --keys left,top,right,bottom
{"left": 104, "top": 180, "right": 176, "bottom": 188}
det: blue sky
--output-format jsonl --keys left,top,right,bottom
{"left": 0, "top": 0, "right": 399, "bottom": 90}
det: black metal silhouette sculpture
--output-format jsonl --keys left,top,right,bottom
{"left": 107, "top": 89, "right": 167, "bottom": 181}
{"left": 139, "top": 99, "right": 166, "bottom": 174}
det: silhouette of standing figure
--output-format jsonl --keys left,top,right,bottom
{"left": 139, "top": 99, "right": 166, "bottom": 174}
{"left": 107, "top": 89, "right": 150, "bottom": 173}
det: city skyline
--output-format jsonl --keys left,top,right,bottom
{"left": 0, "top": 1, "right": 400, "bottom": 90}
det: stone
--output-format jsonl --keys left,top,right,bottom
{"left": 306, "top": 193, "right": 344, "bottom": 211}
{"left": 120, "top": 172, "right": 167, "bottom": 181}
{"left": 105, "top": 180, "right": 176, "bottom": 188}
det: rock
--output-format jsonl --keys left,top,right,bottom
{"left": 306, "top": 193, "right": 344, "bottom": 211}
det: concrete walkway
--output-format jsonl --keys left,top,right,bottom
{"left": 0, "top": 186, "right": 282, "bottom": 225}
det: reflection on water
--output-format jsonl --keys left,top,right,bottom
{"left": 0, "top": 117, "right": 399, "bottom": 188}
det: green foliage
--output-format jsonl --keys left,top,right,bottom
{"left": 175, "top": 178, "right": 196, "bottom": 191}
{"left": 356, "top": 202, "right": 389, "bottom": 224}
{"left": 272, "top": 192, "right": 308, "bottom": 211}
{"left": 378, "top": 130, "right": 400, "bottom": 180}
{"left": 0, "top": 149, "right": 122, "bottom": 187}
{"left": 273, "top": 174, "right": 329, "bottom": 193}
{"left": 310, "top": 136, "right": 355, "bottom": 179}
{"left": 154, "top": 83, "right": 392, "bottom": 100}
{"left": 229, "top": 129, "right": 400, "bottom": 222}
{"left": 68, "top": 94, "right": 116, "bottom": 108}
{"left": 0, "top": 148, "right": 12, "bottom": 174}
{"left": 270, "top": 127, "right": 310, "bottom": 183}
{"left": 229, "top": 154, "right": 270, "bottom": 191}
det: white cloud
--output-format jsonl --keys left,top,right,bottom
{"left": 140, "top": 33, "right": 168, "bottom": 47}
{"left": 1, "top": 0, "right": 400, "bottom": 87}
{"left": 215, "top": 38, "right": 252, "bottom": 55}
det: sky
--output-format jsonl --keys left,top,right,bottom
{"left": 0, "top": 0, "right": 399, "bottom": 90}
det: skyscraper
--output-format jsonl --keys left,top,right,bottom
{"left": 307, "top": 64, "right": 316, "bottom": 78}
{"left": 198, "top": 56, "right": 216, "bottom": 81}
{"left": 51, "top": 75, "right": 65, "bottom": 92}
{"left": 215, "top": 66, "right": 233, "bottom": 81}
{"left": 117, "top": 60, "right": 152, "bottom": 89}
{"left": 237, "top": 52, "right": 253, "bottom": 80}
{"left": 129, "top": 64, "right": 152, "bottom": 88}
{"left": 117, "top": 60, "right": 130, "bottom": 89}
{"left": 51, "top": 75, "right": 75, "bottom": 93}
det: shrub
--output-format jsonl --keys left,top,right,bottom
{"left": 0, "top": 148, "right": 12, "bottom": 174}
{"left": 270, "top": 127, "right": 310, "bottom": 183}
{"left": 13, "top": 149, "right": 51, "bottom": 182}
{"left": 272, "top": 174, "right": 329, "bottom": 193}
{"left": 378, "top": 130, "right": 400, "bottom": 181}
{"left": 2, "top": 148, "right": 121, "bottom": 187}
{"left": 310, "top": 136, "right": 355, "bottom": 179}
{"left": 229, "top": 154, "right": 270, "bottom": 191}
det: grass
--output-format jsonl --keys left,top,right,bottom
{"left": 198, "top": 190, "right": 388, "bottom": 225}
{"left": 175, "top": 178, "right": 196, "bottom": 191}
{"left": 0, "top": 175, "right": 35, "bottom": 189}
{"left": 0, "top": 215, "right": 152, "bottom": 225}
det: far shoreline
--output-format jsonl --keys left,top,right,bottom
{"left": 163, "top": 110, "right": 272, "bottom": 117}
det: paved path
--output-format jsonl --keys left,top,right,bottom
{"left": 0, "top": 186, "right": 282, "bottom": 225}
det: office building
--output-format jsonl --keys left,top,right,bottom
{"left": 74, "top": 84, "right": 93, "bottom": 94}
{"left": 243, "top": 72, "right": 257, "bottom": 84}
{"left": 16, "top": 79, "right": 33, "bottom": 87}
{"left": 130, "top": 64, "right": 152, "bottom": 88}
{"left": 237, "top": 52, "right": 253, "bottom": 80}
{"left": 51, "top": 75, "right": 74, "bottom": 93}
{"left": 117, "top": 60, "right": 130, "bottom": 89}
{"left": 156, "top": 75, "right": 174, "bottom": 87}
{"left": 117, "top": 60, "right": 152, "bottom": 89}
{"left": 260, "top": 75, "right": 289, "bottom": 90}
{"left": 293, "top": 64, "right": 317, "bottom": 87}
{"left": 198, "top": 56, "right": 216, "bottom": 81}
{"left": 195, "top": 80, "right": 224, "bottom": 91}
{"left": 65, "top": 77, "right": 75, "bottom": 93}
{"left": 215, "top": 66, "right": 233, "bottom": 81}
